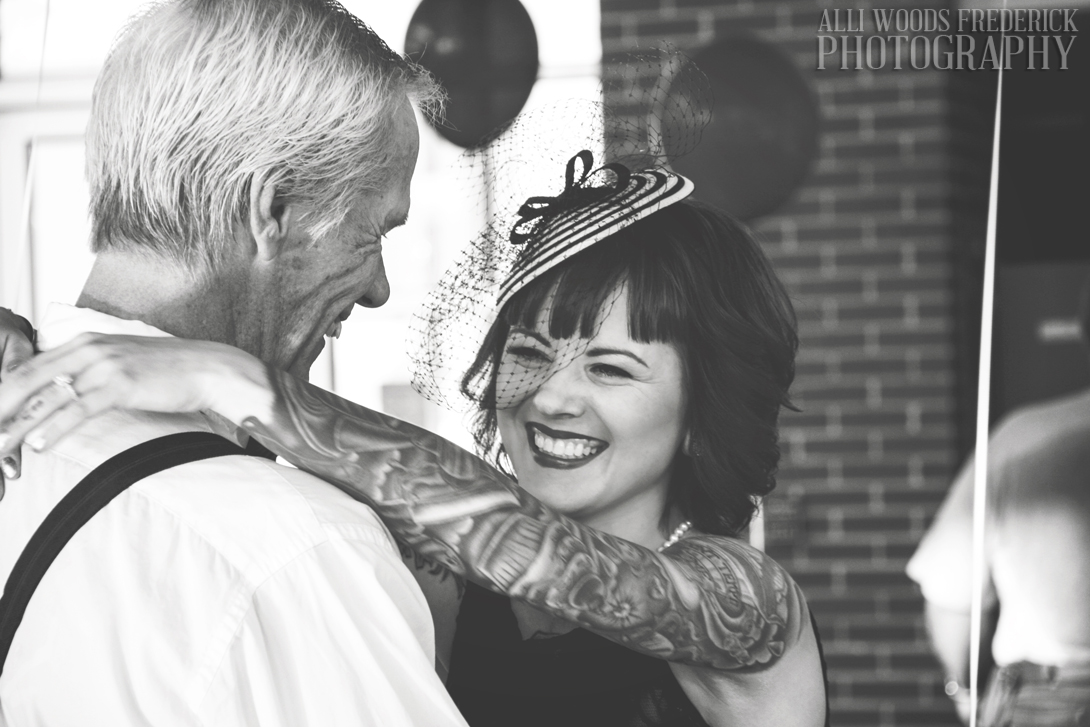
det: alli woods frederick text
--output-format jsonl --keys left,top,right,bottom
{"left": 817, "top": 7, "right": 1078, "bottom": 70}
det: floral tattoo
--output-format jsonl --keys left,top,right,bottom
{"left": 240, "top": 368, "right": 807, "bottom": 670}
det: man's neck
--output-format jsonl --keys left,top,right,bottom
{"left": 77, "top": 249, "right": 237, "bottom": 345}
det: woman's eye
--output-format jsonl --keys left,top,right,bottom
{"left": 506, "top": 346, "right": 552, "bottom": 365}
{"left": 590, "top": 363, "right": 631, "bottom": 379}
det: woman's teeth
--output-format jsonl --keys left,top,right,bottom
{"left": 326, "top": 320, "right": 343, "bottom": 339}
{"left": 533, "top": 430, "right": 603, "bottom": 460}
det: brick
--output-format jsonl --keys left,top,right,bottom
{"left": 807, "top": 543, "right": 873, "bottom": 559}
{"left": 712, "top": 14, "right": 781, "bottom": 34}
{"left": 600, "top": 21, "right": 630, "bottom": 40}
{"left": 601, "top": 0, "right": 662, "bottom": 10}
{"left": 833, "top": 85, "right": 903, "bottom": 105}
{"left": 634, "top": 17, "right": 700, "bottom": 35}
{"left": 833, "top": 140, "right": 904, "bottom": 160}
{"left": 837, "top": 249, "right": 903, "bottom": 266}
{"left": 885, "top": 543, "right": 921, "bottom": 561}
{"left": 874, "top": 111, "right": 947, "bottom": 132}
{"left": 890, "top": 651, "right": 943, "bottom": 670}
{"left": 897, "top": 706, "right": 963, "bottom": 725}
{"left": 836, "top": 195, "right": 903, "bottom": 215}
{"left": 845, "top": 570, "right": 918, "bottom": 590}
{"left": 852, "top": 680, "right": 932, "bottom": 699}
{"left": 838, "top": 514, "right": 911, "bottom": 533}
{"left": 830, "top": 707, "right": 887, "bottom": 725}
{"left": 806, "top": 489, "right": 870, "bottom": 506}
{"left": 791, "top": 570, "right": 834, "bottom": 589}
{"left": 824, "top": 652, "right": 879, "bottom": 671}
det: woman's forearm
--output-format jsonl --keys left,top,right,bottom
{"left": 234, "top": 365, "right": 808, "bottom": 670}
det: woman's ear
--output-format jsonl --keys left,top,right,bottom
{"left": 248, "top": 169, "right": 294, "bottom": 261}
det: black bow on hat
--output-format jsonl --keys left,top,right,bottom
{"left": 508, "top": 150, "right": 632, "bottom": 246}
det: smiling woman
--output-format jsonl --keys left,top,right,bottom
{"left": 463, "top": 200, "right": 798, "bottom": 543}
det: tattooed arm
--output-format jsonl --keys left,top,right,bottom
{"left": 236, "top": 367, "right": 810, "bottom": 671}
{"left": 0, "top": 337, "right": 810, "bottom": 672}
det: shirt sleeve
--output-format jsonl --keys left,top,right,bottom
{"left": 195, "top": 536, "right": 469, "bottom": 727}
{"left": 906, "top": 454, "right": 998, "bottom": 612}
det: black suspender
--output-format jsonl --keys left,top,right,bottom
{"left": 0, "top": 431, "right": 252, "bottom": 677}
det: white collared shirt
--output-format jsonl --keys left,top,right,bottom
{"left": 907, "top": 388, "right": 1090, "bottom": 667}
{"left": 0, "top": 304, "right": 468, "bottom": 727}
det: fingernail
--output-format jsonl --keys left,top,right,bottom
{"left": 0, "top": 457, "right": 16, "bottom": 480}
{"left": 25, "top": 431, "right": 45, "bottom": 452}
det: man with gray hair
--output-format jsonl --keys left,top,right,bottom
{"left": 0, "top": 1, "right": 467, "bottom": 724}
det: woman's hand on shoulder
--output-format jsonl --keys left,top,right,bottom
{"left": 0, "top": 308, "right": 35, "bottom": 377}
{"left": 0, "top": 334, "right": 273, "bottom": 458}
{"left": 0, "top": 308, "right": 36, "bottom": 489}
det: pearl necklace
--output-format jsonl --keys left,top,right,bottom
{"left": 657, "top": 521, "right": 692, "bottom": 552}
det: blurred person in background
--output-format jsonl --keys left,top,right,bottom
{"left": 0, "top": 1, "right": 469, "bottom": 724}
{"left": 906, "top": 277, "right": 1090, "bottom": 725}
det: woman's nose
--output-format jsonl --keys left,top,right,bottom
{"left": 529, "top": 364, "right": 586, "bottom": 418}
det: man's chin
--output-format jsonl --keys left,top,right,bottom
{"left": 285, "top": 337, "right": 325, "bottom": 381}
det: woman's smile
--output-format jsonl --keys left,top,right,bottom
{"left": 496, "top": 286, "right": 687, "bottom": 540}
{"left": 525, "top": 422, "right": 609, "bottom": 468}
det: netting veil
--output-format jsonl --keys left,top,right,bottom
{"left": 408, "top": 49, "right": 711, "bottom": 415}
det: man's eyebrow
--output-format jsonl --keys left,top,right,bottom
{"left": 585, "top": 347, "right": 648, "bottom": 367}
{"left": 510, "top": 327, "right": 552, "bottom": 347}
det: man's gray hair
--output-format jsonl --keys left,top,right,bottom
{"left": 86, "top": 0, "right": 443, "bottom": 269}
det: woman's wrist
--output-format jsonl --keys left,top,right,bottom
{"left": 204, "top": 345, "right": 276, "bottom": 426}
{"left": 0, "top": 307, "right": 35, "bottom": 347}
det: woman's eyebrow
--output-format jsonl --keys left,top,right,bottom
{"left": 510, "top": 327, "right": 552, "bottom": 347}
{"left": 585, "top": 347, "right": 648, "bottom": 367}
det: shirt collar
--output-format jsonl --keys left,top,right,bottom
{"left": 38, "top": 303, "right": 174, "bottom": 351}
{"left": 37, "top": 303, "right": 257, "bottom": 450}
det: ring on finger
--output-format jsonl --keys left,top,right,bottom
{"left": 52, "top": 375, "right": 79, "bottom": 402}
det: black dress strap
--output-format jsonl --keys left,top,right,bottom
{"left": 810, "top": 609, "right": 832, "bottom": 727}
{"left": 450, "top": 583, "right": 834, "bottom": 726}
{"left": 0, "top": 431, "right": 248, "bottom": 677}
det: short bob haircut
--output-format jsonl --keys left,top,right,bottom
{"left": 462, "top": 200, "right": 799, "bottom": 537}
{"left": 86, "top": 0, "right": 443, "bottom": 271}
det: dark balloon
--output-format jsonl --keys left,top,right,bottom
{"left": 669, "top": 35, "right": 820, "bottom": 221}
{"left": 405, "top": 0, "right": 539, "bottom": 148}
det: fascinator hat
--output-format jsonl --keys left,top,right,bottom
{"left": 497, "top": 151, "right": 693, "bottom": 309}
{"left": 410, "top": 49, "right": 710, "bottom": 413}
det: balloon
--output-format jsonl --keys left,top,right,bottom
{"left": 405, "top": 0, "right": 539, "bottom": 149}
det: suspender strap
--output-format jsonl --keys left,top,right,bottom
{"left": 0, "top": 431, "right": 248, "bottom": 677}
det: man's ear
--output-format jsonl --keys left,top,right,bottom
{"left": 249, "top": 169, "right": 295, "bottom": 262}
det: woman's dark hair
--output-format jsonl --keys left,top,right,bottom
{"left": 461, "top": 199, "right": 799, "bottom": 537}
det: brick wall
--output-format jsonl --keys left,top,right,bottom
{"left": 601, "top": 1, "right": 992, "bottom": 724}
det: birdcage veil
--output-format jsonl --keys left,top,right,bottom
{"left": 408, "top": 48, "right": 711, "bottom": 416}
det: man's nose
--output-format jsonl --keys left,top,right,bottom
{"left": 356, "top": 266, "right": 390, "bottom": 308}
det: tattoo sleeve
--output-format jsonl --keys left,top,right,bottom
{"left": 239, "top": 368, "right": 809, "bottom": 670}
